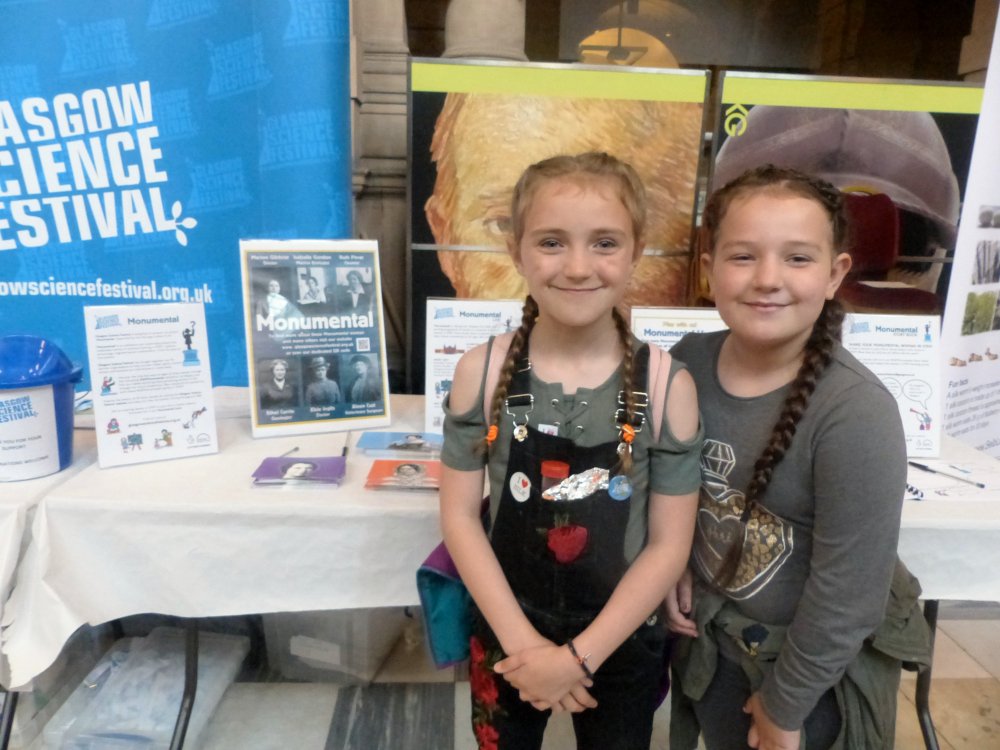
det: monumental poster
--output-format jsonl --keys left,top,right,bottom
{"left": 240, "top": 240, "right": 391, "bottom": 438}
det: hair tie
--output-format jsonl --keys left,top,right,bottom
{"left": 620, "top": 423, "right": 636, "bottom": 444}
{"left": 486, "top": 424, "right": 499, "bottom": 445}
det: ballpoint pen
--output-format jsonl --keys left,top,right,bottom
{"left": 908, "top": 461, "right": 986, "bottom": 489}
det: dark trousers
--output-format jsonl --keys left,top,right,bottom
{"left": 692, "top": 655, "right": 841, "bottom": 750}
{"left": 470, "top": 609, "right": 667, "bottom": 750}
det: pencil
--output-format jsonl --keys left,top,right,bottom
{"left": 908, "top": 461, "right": 986, "bottom": 489}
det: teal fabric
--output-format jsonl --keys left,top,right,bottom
{"left": 416, "top": 545, "right": 473, "bottom": 668}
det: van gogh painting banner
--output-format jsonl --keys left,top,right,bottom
{"left": 0, "top": 0, "right": 352, "bottom": 393}
{"left": 409, "top": 59, "right": 708, "bottom": 393}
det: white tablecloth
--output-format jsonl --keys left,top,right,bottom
{"left": 2, "top": 395, "right": 999, "bottom": 689}
{"left": 898, "top": 436, "right": 1000, "bottom": 601}
{"left": 2, "top": 393, "right": 442, "bottom": 689}
{"left": 0, "top": 429, "right": 96, "bottom": 614}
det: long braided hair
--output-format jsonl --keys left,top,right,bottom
{"left": 703, "top": 165, "right": 850, "bottom": 589}
{"left": 484, "top": 152, "right": 647, "bottom": 476}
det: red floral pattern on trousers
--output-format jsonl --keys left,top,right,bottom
{"left": 470, "top": 635, "right": 505, "bottom": 749}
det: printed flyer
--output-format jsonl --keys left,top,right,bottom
{"left": 424, "top": 298, "right": 525, "bottom": 434}
{"left": 241, "top": 240, "right": 391, "bottom": 438}
{"left": 842, "top": 314, "right": 941, "bottom": 458}
{"left": 83, "top": 302, "right": 218, "bottom": 468}
{"left": 630, "top": 307, "right": 727, "bottom": 351}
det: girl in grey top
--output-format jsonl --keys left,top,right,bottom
{"left": 667, "top": 165, "right": 915, "bottom": 750}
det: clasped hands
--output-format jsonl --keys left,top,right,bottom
{"left": 494, "top": 639, "right": 597, "bottom": 714}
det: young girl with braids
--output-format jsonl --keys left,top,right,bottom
{"left": 667, "top": 165, "right": 930, "bottom": 750}
{"left": 440, "top": 152, "right": 702, "bottom": 749}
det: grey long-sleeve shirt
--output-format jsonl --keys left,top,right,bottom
{"left": 671, "top": 331, "right": 906, "bottom": 730}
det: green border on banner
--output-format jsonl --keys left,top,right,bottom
{"left": 412, "top": 60, "right": 706, "bottom": 102}
{"left": 721, "top": 75, "right": 982, "bottom": 114}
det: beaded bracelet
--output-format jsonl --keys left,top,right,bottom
{"left": 566, "top": 639, "right": 594, "bottom": 681}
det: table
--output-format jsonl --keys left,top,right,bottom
{"left": 897, "top": 435, "right": 1000, "bottom": 750}
{"left": 0, "top": 430, "right": 96, "bottom": 618}
{"left": 0, "top": 428, "right": 97, "bottom": 746}
{"left": 1, "top": 392, "right": 442, "bottom": 690}
{"left": 898, "top": 436, "right": 1000, "bottom": 601}
{"left": 2, "top": 397, "right": 998, "bottom": 749}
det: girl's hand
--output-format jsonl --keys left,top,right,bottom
{"left": 744, "top": 693, "right": 801, "bottom": 750}
{"left": 494, "top": 644, "right": 597, "bottom": 712}
{"left": 665, "top": 568, "right": 699, "bottom": 638}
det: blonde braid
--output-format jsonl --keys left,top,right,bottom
{"left": 484, "top": 296, "right": 539, "bottom": 453}
{"left": 612, "top": 307, "right": 636, "bottom": 476}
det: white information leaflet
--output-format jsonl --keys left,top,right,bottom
{"left": 841, "top": 314, "right": 941, "bottom": 458}
{"left": 630, "top": 307, "right": 728, "bottom": 351}
{"left": 424, "top": 298, "right": 525, "bottom": 434}
{"left": 83, "top": 302, "right": 218, "bottom": 468}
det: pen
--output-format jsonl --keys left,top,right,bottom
{"left": 908, "top": 461, "right": 986, "bottom": 489}
{"left": 279, "top": 446, "right": 299, "bottom": 458}
{"left": 342, "top": 431, "right": 351, "bottom": 457}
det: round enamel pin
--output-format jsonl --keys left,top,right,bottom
{"left": 608, "top": 475, "right": 632, "bottom": 501}
{"left": 510, "top": 471, "right": 531, "bottom": 502}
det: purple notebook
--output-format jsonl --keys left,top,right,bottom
{"left": 252, "top": 455, "right": 347, "bottom": 485}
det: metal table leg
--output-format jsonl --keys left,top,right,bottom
{"left": 915, "top": 599, "right": 940, "bottom": 750}
{"left": 0, "top": 690, "right": 18, "bottom": 750}
{"left": 169, "top": 620, "right": 199, "bottom": 750}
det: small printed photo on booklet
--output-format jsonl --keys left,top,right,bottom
{"left": 365, "top": 459, "right": 441, "bottom": 491}
{"left": 252, "top": 455, "right": 347, "bottom": 485}
{"left": 356, "top": 431, "right": 442, "bottom": 457}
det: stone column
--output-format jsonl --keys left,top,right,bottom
{"left": 351, "top": 0, "right": 409, "bottom": 389}
{"left": 443, "top": 0, "right": 527, "bottom": 60}
{"left": 959, "top": 0, "right": 997, "bottom": 81}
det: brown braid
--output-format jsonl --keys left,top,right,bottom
{"left": 611, "top": 307, "right": 636, "bottom": 476}
{"left": 714, "top": 299, "right": 844, "bottom": 587}
{"left": 705, "top": 164, "right": 851, "bottom": 589}
{"left": 483, "top": 296, "right": 539, "bottom": 453}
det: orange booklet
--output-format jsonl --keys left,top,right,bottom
{"left": 364, "top": 459, "right": 441, "bottom": 491}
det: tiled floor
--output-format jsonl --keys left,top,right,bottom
{"left": 189, "top": 601, "right": 1000, "bottom": 750}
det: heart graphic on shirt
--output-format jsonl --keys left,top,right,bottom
{"left": 692, "top": 499, "right": 793, "bottom": 600}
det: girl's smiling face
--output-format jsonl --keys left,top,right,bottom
{"left": 703, "top": 190, "right": 851, "bottom": 353}
{"left": 509, "top": 176, "right": 642, "bottom": 335}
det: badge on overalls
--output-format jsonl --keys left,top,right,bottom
{"left": 509, "top": 471, "right": 531, "bottom": 502}
{"left": 608, "top": 474, "right": 632, "bottom": 501}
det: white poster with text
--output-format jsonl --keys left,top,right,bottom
{"left": 842, "top": 314, "right": 941, "bottom": 458}
{"left": 424, "top": 298, "right": 525, "bottom": 434}
{"left": 84, "top": 302, "right": 218, "bottom": 468}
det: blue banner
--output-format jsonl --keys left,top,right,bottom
{"left": 0, "top": 0, "right": 352, "bottom": 391}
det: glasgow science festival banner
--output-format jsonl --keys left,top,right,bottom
{"left": 0, "top": 0, "right": 352, "bottom": 392}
